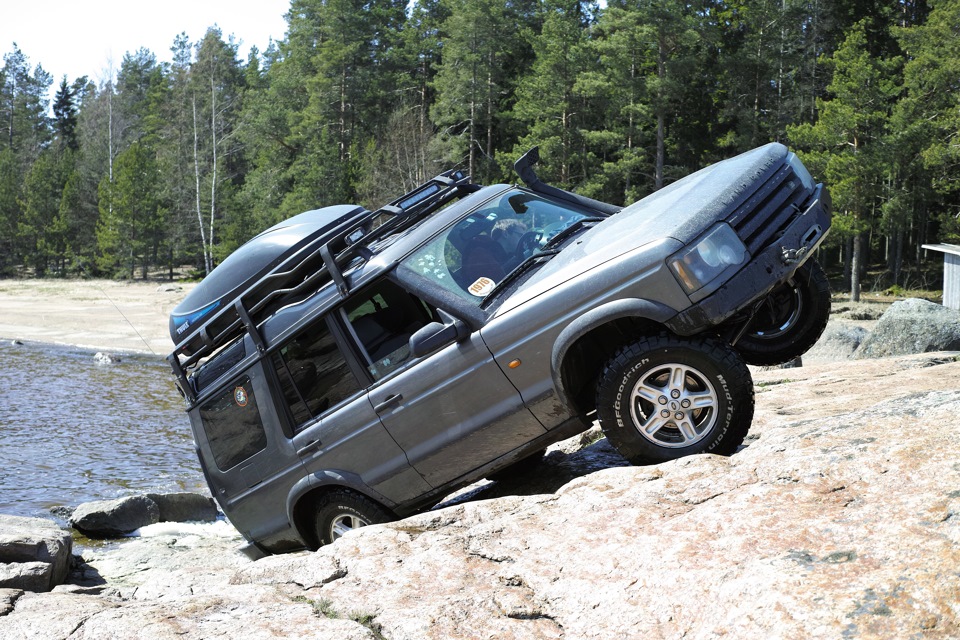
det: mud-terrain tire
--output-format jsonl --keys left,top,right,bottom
{"left": 736, "top": 259, "right": 830, "bottom": 366}
{"left": 596, "top": 333, "right": 754, "bottom": 465}
{"left": 313, "top": 489, "right": 394, "bottom": 547}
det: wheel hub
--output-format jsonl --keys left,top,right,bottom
{"left": 629, "top": 363, "right": 720, "bottom": 448}
{"left": 330, "top": 513, "right": 369, "bottom": 540}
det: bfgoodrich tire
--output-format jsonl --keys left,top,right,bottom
{"left": 313, "top": 489, "right": 394, "bottom": 547}
{"left": 736, "top": 259, "right": 831, "bottom": 366}
{"left": 596, "top": 333, "right": 754, "bottom": 465}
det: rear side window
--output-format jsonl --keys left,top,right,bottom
{"left": 199, "top": 375, "right": 267, "bottom": 470}
{"left": 271, "top": 317, "right": 361, "bottom": 431}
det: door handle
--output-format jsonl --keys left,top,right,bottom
{"left": 373, "top": 393, "right": 403, "bottom": 412}
{"left": 297, "top": 439, "right": 322, "bottom": 456}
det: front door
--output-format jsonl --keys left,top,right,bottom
{"left": 341, "top": 279, "right": 546, "bottom": 488}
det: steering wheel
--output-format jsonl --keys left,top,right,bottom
{"left": 515, "top": 231, "right": 541, "bottom": 260}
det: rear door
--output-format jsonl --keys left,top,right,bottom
{"left": 267, "top": 314, "right": 433, "bottom": 504}
{"left": 340, "top": 278, "right": 546, "bottom": 488}
{"left": 192, "top": 355, "right": 304, "bottom": 545}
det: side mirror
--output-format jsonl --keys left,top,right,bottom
{"left": 409, "top": 310, "right": 470, "bottom": 358}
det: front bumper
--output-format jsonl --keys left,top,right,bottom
{"left": 668, "top": 184, "right": 831, "bottom": 335}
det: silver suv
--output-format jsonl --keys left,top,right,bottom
{"left": 168, "top": 143, "right": 831, "bottom": 558}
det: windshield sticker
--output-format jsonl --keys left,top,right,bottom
{"left": 234, "top": 386, "right": 249, "bottom": 407}
{"left": 468, "top": 277, "right": 495, "bottom": 297}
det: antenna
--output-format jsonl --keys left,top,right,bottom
{"left": 98, "top": 284, "right": 157, "bottom": 355}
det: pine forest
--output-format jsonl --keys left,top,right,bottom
{"left": 1, "top": 0, "right": 956, "bottom": 300}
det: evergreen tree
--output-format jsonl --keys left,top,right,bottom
{"left": 96, "top": 141, "right": 161, "bottom": 278}
{"left": 18, "top": 147, "right": 71, "bottom": 276}
{"left": 788, "top": 20, "right": 901, "bottom": 300}
{"left": 510, "top": 1, "right": 596, "bottom": 188}
{"left": 0, "top": 147, "right": 19, "bottom": 272}
{"left": 432, "top": 0, "right": 517, "bottom": 181}
{"left": 53, "top": 77, "right": 79, "bottom": 150}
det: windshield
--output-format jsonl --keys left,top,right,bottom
{"left": 402, "top": 189, "right": 594, "bottom": 304}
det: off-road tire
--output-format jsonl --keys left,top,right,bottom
{"left": 596, "top": 333, "right": 754, "bottom": 465}
{"left": 313, "top": 489, "right": 394, "bottom": 547}
{"left": 736, "top": 259, "right": 830, "bottom": 366}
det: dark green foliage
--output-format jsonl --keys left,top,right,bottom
{"left": 0, "top": 0, "right": 954, "bottom": 294}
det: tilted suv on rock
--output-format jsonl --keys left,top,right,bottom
{"left": 168, "top": 143, "right": 831, "bottom": 558}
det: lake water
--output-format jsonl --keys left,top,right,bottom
{"left": 0, "top": 340, "right": 206, "bottom": 520}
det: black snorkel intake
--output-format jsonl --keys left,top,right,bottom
{"left": 514, "top": 146, "right": 622, "bottom": 216}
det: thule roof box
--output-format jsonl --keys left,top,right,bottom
{"left": 168, "top": 169, "right": 476, "bottom": 403}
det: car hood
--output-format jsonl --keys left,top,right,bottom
{"left": 499, "top": 143, "right": 789, "bottom": 313}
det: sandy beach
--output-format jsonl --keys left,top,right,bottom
{"left": 0, "top": 279, "right": 196, "bottom": 355}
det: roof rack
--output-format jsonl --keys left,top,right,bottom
{"left": 169, "top": 168, "right": 477, "bottom": 404}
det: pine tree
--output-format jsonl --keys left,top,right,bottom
{"left": 52, "top": 77, "right": 79, "bottom": 150}
{"left": 511, "top": 1, "right": 595, "bottom": 188}
{"left": 788, "top": 20, "right": 901, "bottom": 301}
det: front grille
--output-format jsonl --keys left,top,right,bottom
{"left": 728, "top": 164, "right": 810, "bottom": 255}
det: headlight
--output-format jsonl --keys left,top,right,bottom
{"left": 786, "top": 152, "right": 815, "bottom": 192}
{"left": 668, "top": 223, "right": 746, "bottom": 294}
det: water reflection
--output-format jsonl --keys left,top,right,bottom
{"left": 0, "top": 341, "right": 204, "bottom": 518}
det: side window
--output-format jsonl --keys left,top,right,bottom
{"left": 344, "top": 280, "right": 439, "bottom": 380}
{"left": 199, "top": 375, "right": 267, "bottom": 470}
{"left": 271, "top": 317, "right": 361, "bottom": 432}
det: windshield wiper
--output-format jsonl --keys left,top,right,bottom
{"left": 479, "top": 217, "right": 605, "bottom": 308}
{"left": 539, "top": 216, "right": 605, "bottom": 252}
{"left": 479, "top": 249, "right": 560, "bottom": 308}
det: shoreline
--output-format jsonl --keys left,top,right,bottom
{"left": 0, "top": 278, "right": 195, "bottom": 356}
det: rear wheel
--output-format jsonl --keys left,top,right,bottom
{"left": 735, "top": 259, "right": 830, "bottom": 366}
{"left": 312, "top": 489, "right": 393, "bottom": 547}
{"left": 596, "top": 333, "right": 754, "bottom": 464}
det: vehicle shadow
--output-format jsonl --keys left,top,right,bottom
{"left": 432, "top": 429, "right": 631, "bottom": 510}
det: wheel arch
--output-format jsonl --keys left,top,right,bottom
{"left": 287, "top": 470, "right": 396, "bottom": 550}
{"left": 550, "top": 298, "right": 678, "bottom": 417}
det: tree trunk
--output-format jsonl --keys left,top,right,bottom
{"left": 850, "top": 233, "right": 862, "bottom": 302}
{"left": 192, "top": 95, "right": 210, "bottom": 275}
{"left": 208, "top": 75, "right": 217, "bottom": 274}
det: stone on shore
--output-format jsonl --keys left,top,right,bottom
{"left": 70, "top": 496, "right": 159, "bottom": 538}
{"left": 146, "top": 492, "right": 218, "bottom": 523}
{"left": 854, "top": 297, "right": 960, "bottom": 358}
{"left": 0, "top": 515, "right": 72, "bottom": 592}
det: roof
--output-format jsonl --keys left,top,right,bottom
{"left": 922, "top": 243, "right": 960, "bottom": 257}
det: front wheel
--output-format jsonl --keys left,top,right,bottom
{"left": 312, "top": 489, "right": 394, "bottom": 547}
{"left": 735, "top": 259, "right": 830, "bottom": 366}
{"left": 596, "top": 333, "right": 754, "bottom": 465}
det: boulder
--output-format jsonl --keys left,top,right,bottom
{"left": 854, "top": 297, "right": 960, "bottom": 358}
{"left": 803, "top": 320, "right": 869, "bottom": 362}
{"left": 0, "top": 515, "right": 72, "bottom": 591}
{"left": 146, "top": 492, "right": 218, "bottom": 523}
{"left": 70, "top": 496, "right": 159, "bottom": 537}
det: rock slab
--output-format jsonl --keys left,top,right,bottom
{"left": 0, "top": 515, "right": 72, "bottom": 592}
{"left": 2, "top": 353, "right": 960, "bottom": 638}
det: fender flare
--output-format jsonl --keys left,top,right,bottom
{"left": 549, "top": 298, "right": 678, "bottom": 410}
{"left": 285, "top": 470, "right": 396, "bottom": 543}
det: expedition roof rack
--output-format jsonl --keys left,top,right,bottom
{"left": 169, "top": 169, "right": 477, "bottom": 405}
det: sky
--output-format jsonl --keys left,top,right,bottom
{"left": 1, "top": 0, "right": 292, "bottom": 87}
